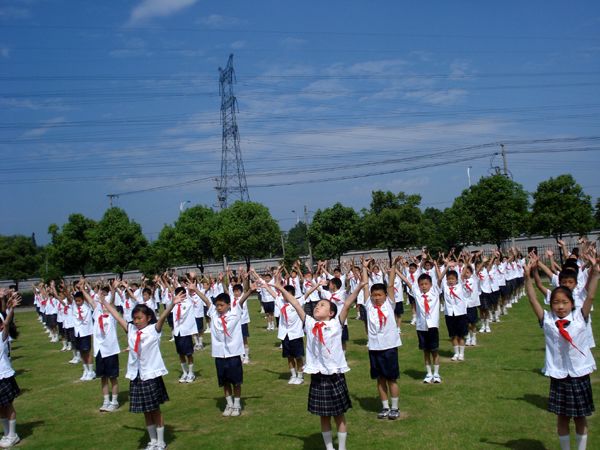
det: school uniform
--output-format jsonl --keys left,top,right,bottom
{"left": 441, "top": 282, "right": 468, "bottom": 338}
{"left": 191, "top": 289, "right": 205, "bottom": 334}
{"left": 171, "top": 297, "right": 198, "bottom": 356}
{"left": 259, "top": 284, "right": 276, "bottom": 314}
{"left": 45, "top": 297, "right": 58, "bottom": 328}
{"left": 365, "top": 298, "right": 401, "bottom": 380}
{"left": 464, "top": 276, "right": 481, "bottom": 324}
{"left": 404, "top": 269, "right": 418, "bottom": 305}
{"left": 319, "top": 288, "right": 349, "bottom": 342}
{"left": 73, "top": 303, "right": 94, "bottom": 352}
{"left": 121, "top": 291, "right": 135, "bottom": 324}
{"left": 207, "top": 304, "right": 244, "bottom": 387}
{"left": 542, "top": 310, "right": 596, "bottom": 417}
{"left": 386, "top": 275, "right": 404, "bottom": 316}
{"left": 126, "top": 324, "right": 169, "bottom": 413}
{"left": 0, "top": 333, "right": 19, "bottom": 407}
{"left": 93, "top": 305, "right": 121, "bottom": 379}
{"left": 304, "top": 316, "right": 351, "bottom": 417}
{"left": 478, "top": 268, "right": 493, "bottom": 310}
{"left": 412, "top": 285, "right": 441, "bottom": 351}
{"left": 276, "top": 296, "right": 305, "bottom": 358}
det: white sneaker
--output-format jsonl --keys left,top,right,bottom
{"left": 458, "top": 354, "right": 465, "bottom": 361}
{"left": 105, "top": 402, "right": 119, "bottom": 412}
{"left": 169, "top": 337, "right": 175, "bottom": 342}
{"left": 410, "top": 318, "right": 416, "bottom": 325}
{"left": 142, "top": 440, "right": 157, "bottom": 450}
{"left": 485, "top": 325, "right": 491, "bottom": 333}
{"left": 193, "top": 344, "right": 200, "bottom": 351}
{"left": 80, "top": 372, "right": 88, "bottom": 381}
{"left": 185, "top": 373, "right": 196, "bottom": 383}
{"left": 178, "top": 373, "right": 188, "bottom": 383}
{"left": 423, "top": 374, "right": 433, "bottom": 384}
{"left": 451, "top": 354, "right": 459, "bottom": 361}
{"left": 293, "top": 377, "right": 304, "bottom": 385}
{"left": 84, "top": 371, "right": 95, "bottom": 381}
{"left": 154, "top": 443, "right": 167, "bottom": 450}
{"left": 0, "top": 434, "right": 20, "bottom": 448}
{"left": 99, "top": 401, "right": 110, "bottom": 412}
{"left": 230, "top": 407, "right": 241, "bottom": 417}
{"left": 242, "top": 356, "right": 250, "bottom": 365}
{"left": 471, "top": 335, "right": 477, "bottom": 346}
{"left": 60, "top": 342, "right": 67, "bottom": 352}
{"left": 465, "top": 336, "right": 472, "bottom": 346}
{"left": 433, "top": 374, "right": 442, "bottom": 383}
{"left": 288, "top": 376, "right": 296, "bottom": 385}
{"left": 479, "top": 326, "right": 486, "bottom": 333}
{"left": 222, "top": 405, "right": 233, "bottom": 417}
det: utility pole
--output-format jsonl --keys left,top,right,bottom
{"left": 501, "top": 144, "right": 508, "bottom": 177}
{"left": 107, "top": 194, "right": 118, "bottom": 207}
{"left": 304, "top": 205, "right": 313, "bottom": 270}
{"left": 467, "top": 166, "right": 472, "bottom": 187}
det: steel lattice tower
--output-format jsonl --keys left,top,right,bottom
{"left": 216, "top": 54, "right": 249, "bottom": 209}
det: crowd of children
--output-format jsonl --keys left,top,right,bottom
{"left": 2, "top": 237, "right": 595, "bottom": 450}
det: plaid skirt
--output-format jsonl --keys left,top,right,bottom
{"left": 0, "top": 377, "right": 20, "bottom": 407}
{"left": 308, "top": 373, "right": 352, "bottom": 417}
{"left": 548, "top": 375, "right": 595, "bottom": 417}
{"left": 129, "top": 376, "right": 169, "bottom": 413}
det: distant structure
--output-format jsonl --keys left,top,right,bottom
{"left": 216, "top": 54, "right": 249, "bottom": 209}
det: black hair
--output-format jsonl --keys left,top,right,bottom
{"left": 370, "top": 283, "right": 386, "bottom": 294}
{"left": 446, "top": 270, "right": 459, "bottom": 279}
{"left": 284, "top": 285, "right": 296, "bottom": 296}
{"left": 101, "top": 286, "right": 110, "bottom": 294}
{"left": 549, "top": 286, "right": 576, "bottom": 310}
{"left": 329, "top": 277, "right": 342, "bottom": 290}
{"left": 142, "top": 287, "right": 152, "bottom": 296}
{"left": 333, "top": 267, "right": 341, "bottom": 273}
{"left": 215, "top": 293, "right": 231, "bottom": 304}
{"left": 174, "top": 286, "right": 186, "bottom": 296}
{"left": 232, "top": 284, "right": 244, "bottom": 293}
{"left": 572, "top": 247, "right": 580, "bottom": 257}
{"left": 8, "top": 285, "right": 17, "bottom": 291}
{"left": 558, "top": 270, "right": 578, "bottom": 284}
{"left": 409, "top": 262, "right": 418, "bottom": 269}
{"left": 321, "top": 299, "right": 337, "bottom": 317}
{"left": 73, "top": 291, "right": 84, "bottom": 299}
{"left": 417, "top": 273, "right": 432, "bottom": 283}
{"left": 562, "top": 259, "right": 579, "bottom": 273}
{"left": 131, "top": 304, "right": 157, "bottom": 324}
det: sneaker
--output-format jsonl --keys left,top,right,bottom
{"left": 154, "top": 443, "right": 167, "bottom": 450}
{"left": 185, "top": 373, "right": 196, "bottom": 383}
{"left": 388, "top": 408, "right": 400, "bottom": 420}
{"left": 142, "top": 440, "right": 157, "bottom": 450}
{"left": 458, "top": 354, "right": 465, "bottom": 361}
{"left": 105, "top": 402, "right": 119, "bottom": 412}
{"left": 471, "top": 335, "right": 477, "bottom": 345}
{"left": 451, "top": 354, "right": 459, "bottom": 361}
{"left": 288, "top": 376, "right": 296, "bottom": 385}
{"left": 478, "top": 326, "right": 486, "bottom": 333}
{"left": 80, "top": 372, "right": 88, "bottom": 381}
{"left": 0, "top": 435, "right": 19, "bottom": 448}
{"left": 87, "top": 371, "right": 96, "bottom": 381}
{"left": 410, "top": 318, "right": 416, "bottom": 325}
{"left": 433, "top": 374, "right": 442, "bottom": 384}
{"left": 99, "top": 401, "right": 110, "bottom": 412}
{"left": 377, "top": 408, "right": 390, "bottom": 419}
{"left": 293, "top": 377, "right": 304, "bottom": 385}
{"left": 465, "top": 336, "right": 472, "bottom": 346}
{"left": 423, "top": 374, "right": 433, "bottom": 384}
{"left": 193, "top": 344, "right": 200, "bottom": 351}
{"left": 485, "top": 325, "right": 491, "bottom": 333}
{"left": 242, "top": 356, "right": 250, "bottom": 365}
{"left": 178, "top": 373, "right": 188, "bottom": 383}
{"left": 197, "top": 343, "right": 205, "bottom": 350}
{"left": 169, "top": 337, "right": 175, "bottom": 342}
{"left": 230, "top": 407, "right": 241, "bottom": 417}
{"left": 222, "top": 406, "right": 233, "bottom": 417}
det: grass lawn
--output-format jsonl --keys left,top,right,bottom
{"left": 10, "top": 292, "right": 600, "bottom": 450}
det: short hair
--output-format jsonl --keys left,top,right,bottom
{"left": 101, "top": 286, "right": 110, "bottom": 294}
{"left": 370, "top": 283, "right": 386, "bottom": 294}
{"left": 321, "top": 299, "right": 337, "bottom": 317}
{"left": 232, "top": 284, "right": 244, "bottom": 293}
{"left": 329, "top": 277, "right": 342, "bottom": 290}
{"left": 284, "top": 285, "right": 296, "bottom": 296}
{"left": 142, "top": 287, "right": 152, "bottom": 296}
{"left": 333, "top": 267, "right": 341, "bottom": 273}
{"left": 446, "top": 270, "right": 459, "bottom": 280}
{"left": 174, "top": 286, "right": 186, "bottom": 296}
{"left": 418, "top": 273, "right": 432, "bottom": 283}
{"left": 549, "top": 286, "right": 575, "bottom": 309}
{"left": 562, "top": 259, "right": 579, "bottom": 273}
{"left": 131, "top": 304, "right": 157, "bottom": 324}
{"left": 215, "top": 293, "right": 231, "bottom": 304}
{"left": 73, "top": 291, "right": 84, "bottom": 299}
{"left": 558, "top": 270, "right": 577, "bottom": 284}
{"left": 409, "top": 263, "right": 418, "bottom": 269}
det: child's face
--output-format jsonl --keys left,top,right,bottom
{"left": 133, "top": 311, "right": 150, "bottom": 330}
{"left": 74, "top": 297, "right": 84, "bottom": 307}
{"left": 215, "top": 300, "right": 230, "bottom": 315}
{"left": 550, "top": 292, "right": 573, "bottom": 318}
{"left": 409, "top": 266, "right": 417, "bottom": 274}
{"left": 424, "top": 262, "right": 432, "bottom": 270}
{"left": 142, "top": 292, "right": 151, "bottom": 301}
{"left": 559, "top": 278, "right": 577, "bottom": 291}
{"left": 446, "top": 275, "right": 458, "bottom": 287}
{"left": 328, "top": 281, "right": 337, "bottom": 292}
{"left": 313, "top": 300, "right": 334, "bottom": 321}
{"left": 418, "top": 279, "right": 432, "bottom": 293}
{"left": 334, "top": 270, "right": 342, "bottom": 277}
{"left": 233, "top": 289, "right": 243, "bottom": 298}
{"left": 291, "top": 270, "right": 297, "bottom": 277}
{"left": 305, "top": 273, "right": 313, "bottom": 280}
{"left": 370, "top": 289, "right": 386, "bottom": 306}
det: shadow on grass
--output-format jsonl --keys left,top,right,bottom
{"left": 403, "top": 369, "right": 423, "bottom": 381}
{"left": 351, "top": 394, "right": 380, "bottom": 413}
{"left": 497, "top": 394, "right": 547, "bottom": 411}
{"left": 19, "top": 420, "right": 44, "bottom": 439}
{"left": 199, "top": 396, "right": 264, "bottom": 411}
{"left": 277, "top": 432, "right": 326, "bottom": 450}
{"left": 14, "top": 369, "right": 29, "bottom": 376}
{"left": 124, "top": 424, "right": 177, "bottom": 449}
{"left": 438, "top": 349, "right": 454, "bottom": 358}
{"left": 521, "top": 347, "right": 544, "bottom": 352}
{"left": 480, "top": 437, "right": 546, "bottom": 449}
{"left": 264, "top": 368, "right": 290, "bottom": 380}
{"left": 118, "top": 390, "right": 129, "bottom": 405}
{"left": 353, "top": 338, "right": 368, "bottom": 346}
{"left": 501, "top": 367, "right": 545, "bottom": 377}
{"left": 9, "top": 355, "right": 22, "bottom": 361}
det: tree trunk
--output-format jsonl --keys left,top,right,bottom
{"left": 245, "top": 256, "right": 251, "bottom": 272}
{"left": 388, "top": 247, "right": 393, "bottom": 266}
{"left": 196, "top": 255, "right": 205, "bottom": 274}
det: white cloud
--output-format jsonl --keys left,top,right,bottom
{"left": 129, "top": 0, "right": 198, "bottom": 25}
{"left": 280, "top": 37, "right": 307, "bottom": 49}
{"left": 404, "top": 88, "right": 467, "bottom": 106}
{"left": 21, "top": 117, "right": 66, "bottom": 138}
{"left": 0, "top": 46, "right": 9, "bottom": 58}
{"left": 230, "top": 40, "right": 246, "bottom": 50}
{"left": 198, "top": 14, "right": 241, "bottom": 28}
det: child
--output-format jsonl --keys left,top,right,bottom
{"left": 72, "top": 290, "right": 95, "bottom": 381}
{"left": 463, "top": 265, "right": 481, "bottom": 346}
{"left": 397, "top": 269, "right": 442, "bottom": 383}
{"left": 364, "top": 258, "right": 402, "bottom": 420}
{"left": 258, "top": 272, "right": 276, "bottom": 331}
{"left": 0, "top": 290, "right": 21, "bottom": 449}
{"left": 230, "top": 282, "right": 252, "bottom": 365}
{"left": 102, "top": 291, "right": 184, "bottom": 450}
{"left": 318, "top": 275, "right": 349, "bottom": 350}
{"left": 436, "top": 261, "right": 468, "bottom": 361}
{"left": 171, "top": 285, "right": 198, "bottom": 383}
{"left": 524, "top": 253, "right": 598, "bottom": 450}
{"left": 192, "top": 287, "right": 252, "bottom": 417}
{"left": 82, "top": 284, "right": 120, "bottom": 412}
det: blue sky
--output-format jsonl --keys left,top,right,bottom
{"left": 1, "top": 0, "right": 599, "bottom": 244}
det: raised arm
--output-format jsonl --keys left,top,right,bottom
{"left": 2, "top": 293, "right": 21, "bottom": 341}
{"left": 156, "top": 291, "right": 184, "bottom": 333}
{"left": 101, "top": 293, "right": 129, "bottom": 333}
{"left": 272, "top": 281, "right": 306, "bottom": 322}
{"left": 339, "top": 277, "right": 368, "bottom": 324}
{"left": 524, "top": 255, "right": 545, "bottom": 322}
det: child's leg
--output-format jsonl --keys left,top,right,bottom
{"left": 320, "top": 416, "right": 334, "bottom": 450}
{"left": 100, "top": 377, "right": 109, "bottom": 407}
{"left": 187, "top": 355, "right": 194, "bottom": 376}
{"left": 557, "top": 415, "right": 571, "bottom": 449}
{"left": 144, "top": 411, "right": 158, "bottom": 444}
{"left": 334, "top": 414, "right": 348, "bottom": 450}
{"left": 1, "top": 404, "right": 16, "bottom": 438}
{"left": 287, "top": 357, "right": 297, "bottom": 381}
{"left": 377, "top": 377, "right": 389, "bottom": 404}
{"left": 110, "top": 377, "right": 119, "bottom": 405}
{"left": 387, "top": 379, "right": 399, "bottom": 410}
{"left": 179, "top": 354, "right": 188, "bottom": 379}
{"left": 148, "top": 408, "right": 165, "bottom": 445}
{"left": 0, "top": 405, "right": 8, "bottom": 437}
{"left": 574, "top": 416, "right": 588, "bottom": 449}
{"left": 233, "top": 384, "right": 242, "bottom": 408}
{"left": 295, "top": 357, "right": 304, "bottom": 381}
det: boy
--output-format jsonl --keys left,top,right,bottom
{"left": 258, "top": 271, "right": 276, "bottom": 331}
{"left": 171, "top": 285, "right": 198, "bottom": 383}
{"left": 436, "top": 261, "right": 468, "bottom": 361}
{"left": 72, "top": 290, "right": 95, "bottom": 381}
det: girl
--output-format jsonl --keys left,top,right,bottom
{"left": 102, "top": 289, "right": 185, "bottom": 450}
{"left": 524, "top": 253, "right": 598, "bottom": 450}
{"left": 273, "top": 275, "right": 366, "bottom": 450}
{"left": 0, "top": 290, "right": 21, "bottom": 449}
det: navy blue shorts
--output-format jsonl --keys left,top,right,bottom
{"left": 407, "top": 294, "right": 416, "bottom": 305}
{"left": 215, "top": 356, "right": 243, "bottom": 387}
{"left": 445, "top": 314, "right": 468, "bottom": 338}
{"left": 417, "top": 328, "right": 439, "bottom": 352}
{"left": 499, "top": 285, "right": 509, "bottom": 297}
{"left": 490, "top": 290, "right": 500, "bottom": 306}
{"left": 368, "top": 347, "right": 400, "bottom": 380}
{"left": 467, "top": 307, "right": 479, "bottom": 324}
{"left": 64, "top": 327, "right": 75, "bottom": 342}
{"left": 479, "top": 292, "right": 493, "bottom": 310}
{"left": 167, "top": 314, "right": 174, "bottom": 329}
{"left": 241, "top": 323, "right": 250, "bottom": 338}
{"left": 263, "top": 302, "right": 275, "bottom": 314}
{"left": 46, "top": 313, "right": 57, "bottom": 328}
{"left": 359, "top": 305, "right": 367, "bottom": 322}
{"left": 341, "top": 324, "right": 349, "bottom": 342}
{"left": 174, "top": 335, "right": 194, "bottom": 356}
{"left": 282, "top": 336, "right": 304, "bottom": 358}
{"left": 95, "top": 352, "right": 119, "bottom": 379}
{"left": 195, "top": 317, "right": 204, "bottom": 333}
{"left": 75, "top": 335, "right": 92, "bottom": 352}
{"left": 394, "top": 301, "right": 404, "bottom": 316}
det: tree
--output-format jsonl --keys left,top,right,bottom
{"left": 449, "top": 174, "right": 529, "bottom": 246}
{"left": 530, "top": 174, "right": 595, "bottom": 240}
{"left": 0, "top": 235, "right": 39, "bottom": 289}
{"left": 47, "top": 213, "right": 96, "bottom": 276}
{"left": 595, "top": 198, "right": 600, "bottom": 228}
{"left": 88, "top": 207, "right": 148, "bottom": 277}
{"left": 308, "top": 203, "right": 360, "bottom": 264}
{"left": 171, "top": 205, "right": 216, "bottom": 272}
{"left": 211, "top": 201, "right": 281, "bottom": 270}
{"left": 139, "top": 225, "right": 177, "bottom": 277}
{"left": 286, "top": 221, "right": 309, "bottom": 258}
{"left": 421, "top": 207, "right": 459, "bottom": 254}
{"left": 362, "top": 191, "right": 422, "bottom": 264}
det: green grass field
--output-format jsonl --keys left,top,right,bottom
{"left": 10, "top": 293, "right": 600, "bottom": 450}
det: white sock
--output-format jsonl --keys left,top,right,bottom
{"left": 7, "top": 420, "right": 15, "bottom": 438}
{"left": 244, "top": 345, "right": 249, "bottom": 356}
{"left": 187, "top": 363, "right": 194, "bottom": 375}
{"left": 433, "top": 365, "right": 440, "bottom": 376}
{"left": 290, "top": 368, "right": 297, "bottom": 378}
{"left": 297, "top": 370, "right": 303, "bottom": 379}
{"left": 338, "top": 431, "right": 347, "bottom": 450}
{"left": 225, "top": 395, "right": 233, "bottom": 407}
{"left": 559, "top": 434, "right": 570, "bottom": 450}
{"left": 576, "top": 433, "right": 587, "bottom": 450}
{"left": 147, "top": 425, "right": 157, "bottom": 442}
{"left": 1, "top": 418, "right": 8, "bottom": 436}
{"left": 111, "top": 393, "right": 118, "bottom": 404}
{"left": 459, "top": 346, "right": 465, "bottom": 356}
{"left": 453, "top": 345, "right": 459, "bottom": 355}
{"left": 88, "top": 364, "right": 94, "bottom": 373}
{"left": 103, "top": 394, "right": 110, "bottom": 404}
{"left": 382, "top": 399, "right": 389, "bottom": 409}
{"left": 156, "top": 426, "right": 165, "bottom": 444}
{"left": 321, "top": 431, "right": 334, "bottom": 450}
{"left": 391, "top": 397, "right": 399, "bottom": 409}
{"left": 198, "top": 336, "right": 203, "bottom": 345}
{"left": 233, "top": 397, "right": 241, "bottom": 408}
{"left": 426, "top": 364, "right": 432, "bottom": 376}
{"left": 180, "top": 363, "right": 188, "bottom": 375}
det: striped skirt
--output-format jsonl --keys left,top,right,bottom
{"left": 308, "top": 373, "right": 352, "bottom": 417}
{"left": 548, "top": 375, "right": 595, "bottom": 417}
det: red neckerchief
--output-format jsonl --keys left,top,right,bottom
{"left": 125, "top": 297, "right": 131, "bottom": 309}
{"left": 176, "top": 303, "right": 182, "bottom": 322}
{"left": 134, "top": 330, "right": 142, "bottom": 355}
{"left": 464, "top": 281, "right": 473, "bottom": 293}
{"left": 233, "top": 296, "right": 239, "bottom": 308}
{"left": 63, "top": 304, "right": 69, "bottom": 314}
{"left": 312, "top": 321, "right": 330, "bottom": 354}
{"left": 478, "top": 272, "right": 484, "bottom": 281}
{"left": 281, "top": 303, "right": 290, "bottom": 324}
{"left": 220, "top": 314, "right": 230, "bottom": 337}
{"left": 448, "top": 286, "right": 460, "bottom": 300}
{"left": 423, "top": 293, "right": 430, "bottom": 315}
{"left": 556, "top": 319, "right": 585, "bottom": 355}
{"left": 374, "top": 304, "right": 387, "bottom": 329}
{"left": 410, "top": 273, "right": 415, "bottom": 283}
{"left": 77, "top": 306, "right": 83, "bottom": 321}
{"left": 98, "top": 313, "right": 109, "bottom": 334}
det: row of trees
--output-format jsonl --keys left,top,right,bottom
{"left": 1, "top": 173, "right": 599, "bottom": 285}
